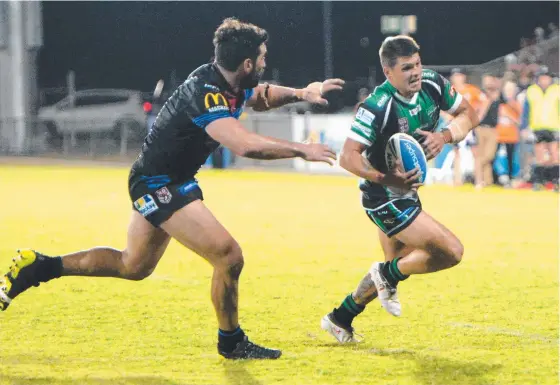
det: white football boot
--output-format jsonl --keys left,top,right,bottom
{"left": 370, "top": 262, "right": 401, "bottom": 317}
{"left": 321, "top": 312, "right": 362, "bottom": 343}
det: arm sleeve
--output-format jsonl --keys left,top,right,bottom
{"left": 438, "top": 73, "right": 463, "bottom": 114}
{"left": 348, "top": 104, "right": 380, "bottom": 147}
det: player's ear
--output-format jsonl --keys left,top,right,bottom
{"left": 242, "top": 58, "right": 254, "bottom": 75}
{"left": 383, "top": 66, "right": 392, "bottom": 80}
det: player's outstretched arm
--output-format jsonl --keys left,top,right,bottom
{"left": 339, "top": 138, "right": 422, "bottom": 190}
{"left": 206, "top": 117, "right": 336, "bottom": 165}
{"left": 246, "top": 79, "right": 345, "bottom": 111}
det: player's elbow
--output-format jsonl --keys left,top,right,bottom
{"left": 339, "top": 148, "right": 356, "bottom": 172}
{"left": 339, "top": 149, "right": 350, "bottom": 170}
{"left": 471, "top": 113, "right": 480, "bottom": 128}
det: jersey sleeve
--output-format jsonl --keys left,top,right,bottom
{"left": 186, "top": 86, "right": 232, "bottom": 129}
{"left": 438, "top": 73, "right": 463, "bottom": 114}
{"left": 348, "top": 103, "right": 379, "bottom": 147}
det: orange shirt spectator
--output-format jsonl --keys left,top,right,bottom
{"left": 497, "top": 100, "right": 521, "bottom": 144}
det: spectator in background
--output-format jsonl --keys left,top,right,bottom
{"left": 449, "top": 68, "right": 489, "bottom": 186}
{"left": 353, "top": 87, "right": 370, "bottom": 113}
{"left": 521, "top": 67, "right": 560, "bottom": 190}
{"left": 548, "top": 23, "right": 559, "bottom": 40}
{"left": 496, "top": 80, "right": 521, "bottom": 187}
{"left": 517, "top": 70, "right": 532, "bottom": 92}
{"left": 476, "top": 74, "right": 501, "bottom": 188}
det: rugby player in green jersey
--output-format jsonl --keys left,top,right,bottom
{"left": 321, "top": 35, "right": 479, "bottom": 343}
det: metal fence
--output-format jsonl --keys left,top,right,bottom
{"left": 0, "top": 112, "right": 300, "bottom": 166}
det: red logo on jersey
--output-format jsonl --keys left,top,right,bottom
{"left": 450, "top": 86, "right": 456, "bottom": 97}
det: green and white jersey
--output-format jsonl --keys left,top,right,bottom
{"left": 349, "top": 69, "right": 462, "bottom": 206}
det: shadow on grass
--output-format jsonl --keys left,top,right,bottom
{"left": 222, "top": 361, "right": 264, "bottom": 385}
{"left": 367, "top": 348, "right": 502, "bottom": 385}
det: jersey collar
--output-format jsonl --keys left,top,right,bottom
{"left": 385, "top": 80, "right": 419, "bottom": 105}
{"left": 210, "top": 63, "right": 233, "bottom": 92}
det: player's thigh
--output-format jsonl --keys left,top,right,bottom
{"left": 160, "top": 199, "right": 240, "bottom": 266}
{"left": 377, "top": 228, "right": 414, "bottom": 261}
{"left": 125, "top": 210, "right": 172, "bottom": 271}
{"left": 393, "top": 211, "right": 463, "bottom": 258}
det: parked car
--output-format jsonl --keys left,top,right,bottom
{"left": 38, "top": 89, "right": 148, "bottom": 141}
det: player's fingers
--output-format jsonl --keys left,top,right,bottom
{"left": 403, "top": 166, "right": 419, "bottom": 178}
{"left": 324, "top": 84, "right": 344, "bottom": 92}
{"left": 406, "top": 170, "right": 422, "bottom": 183}
{"left": 320, "top": 156, "right": 335, "bottom": 166}
{"left": 326, "top": 78, "right": 345, "bottom": 86}
{"left": 324, "top": 147, "right": 337, "bottom": 157}
{"left": 415, "top": 129, "right": 429, "bottom": 136}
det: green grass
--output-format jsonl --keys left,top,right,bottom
{"left": 0, "top": 164, "right": 557, "bottom": 385}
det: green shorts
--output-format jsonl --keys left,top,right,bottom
{"left": 364, "top": 198, "right": 422, "bottom": 237}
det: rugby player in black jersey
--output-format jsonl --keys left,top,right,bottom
{"left": 0, "top": 18, "right": 344, "bottom": 360}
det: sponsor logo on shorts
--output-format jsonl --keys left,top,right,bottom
{"left": 178, "top": 181, "right": 198, "bottom": 196}
{"left": 155, "top": 186, "right": 172, "bottom": 204}
{"left": 134, "top": 194, "right": 159, "bottom": 217}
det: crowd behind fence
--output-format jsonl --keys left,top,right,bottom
{"left": 1, "top": 31, "right": 558, "bottom": 192}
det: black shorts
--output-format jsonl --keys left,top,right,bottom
{"left": 364, "top": 197, "right": 422, "bottom": 237}
{"left": 128, "top": 173, "right": 203, "bottom": 227}
{"left": 534, "top": 130, "right": 559, "bottom": 143}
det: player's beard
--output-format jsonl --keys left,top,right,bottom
{"left": 240, "top": 67, "right": 264, "bottom": 89}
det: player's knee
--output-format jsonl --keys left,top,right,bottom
{"left": 214, "top": 239, "right": 244, "bottom": 279}
{"left": 120, "top": 250, "right": 156, "bottom": 281}
{"left": 447, "top": 239, "right": 464, "bottom": 266}
{"left": 126, "top": 264, "right": 155, "bottom": 281}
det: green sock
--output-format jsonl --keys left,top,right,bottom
{"left": 382, "top": 258, "right": 409, "bottom": 286}
{"left": 333, "top": 294, "right": 366, "bottom": 327}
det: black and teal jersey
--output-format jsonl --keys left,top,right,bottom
{"left": 348, "top": 69, "right": 463, "bottom": 205}
{"left": 131, "top": 63, "right": 253, "bottom": 182}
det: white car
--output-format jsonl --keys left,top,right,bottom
{"left": 39, "top": 89, "right": 147, "bottom": 140}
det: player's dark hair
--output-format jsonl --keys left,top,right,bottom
{"left": 213, "top": 18, "right": 268, "bottom": 71}
{"left": 379, "top": 35, "right": 420, "bottom": 68}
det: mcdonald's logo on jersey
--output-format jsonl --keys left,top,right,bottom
{"left": 204, "top": 93, "right": 229, "bottom": 113}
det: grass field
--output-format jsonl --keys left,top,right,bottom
{"left": 0, "top": 163, "right": 558, "bottom": 385}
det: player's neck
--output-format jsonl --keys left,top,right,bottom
{"left": 215, "top": 63, "right": 242, "bottom": 93}
{"left": 387, "top": 80, "right": 415, "bottom": 100}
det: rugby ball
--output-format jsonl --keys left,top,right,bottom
{"left": 385, "top": 133, "right": 427, "bottom": 184}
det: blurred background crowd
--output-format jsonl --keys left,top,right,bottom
{"left": 0, "top": 2, "right": 558, "bottom": 191}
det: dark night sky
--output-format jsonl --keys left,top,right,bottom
{"left": 39, "top": 1, "right": 559, "bottom": 91}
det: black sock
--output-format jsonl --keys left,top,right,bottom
{"left": 332, "top": 294, "right": 366, "bottom": 328}
{"left": 36, "top": 255, "right": 63, "bottom": 282}
{"left": 533, "top": 166, "right": 545, "bottom": 184}
{"left": 546, "top": 166, "right": 559, "bottom": 183}
{"left": 382, "top": 258, "right": 409, "bottom": 287}
{"left": 218, "top": 326, "right": 245, "bottom": 353}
